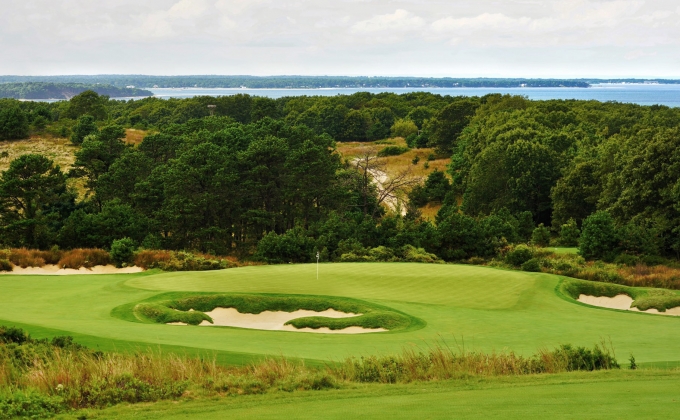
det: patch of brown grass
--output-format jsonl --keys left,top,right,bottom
{"left": 618, "top": 264, "right": 680, "bottom": 289}
{"left": 336, "top": 137, "right": 451, "bottom": 184}
{"left": 134, "top": 250, "right": 173, "bottom": 269}
{"left": 125, "top": 129, "right": 149, "bottom": 145}
{"left": 419, "top": 203, "right": 443, "bottom": 221}
{"left": 58, "top": 249, "right": 112, "bottom": 269}
{"left": 6, "top": 248, "right": 64, "bottom": 267}
{"left": 0, "top": 136, "right": 76, "bottom": 172}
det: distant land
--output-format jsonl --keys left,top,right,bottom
{"left": 1, "top": 76, "right": 679, "bottom": 99}
{"left": 0, "top": 82, "right": 153, "bottom": 100}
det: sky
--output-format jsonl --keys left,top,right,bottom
{"left": 1, "top": 0, "right": 679, "bottom": 78}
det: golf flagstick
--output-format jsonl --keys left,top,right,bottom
{"left": 316, "top": 251, "right": 320, "bottom": 280}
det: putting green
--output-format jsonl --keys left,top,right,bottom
{"left": 1, "top": 263, "right": 680, "bottom": 365}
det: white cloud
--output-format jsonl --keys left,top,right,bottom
{"left": 0, "top": 0, "right": 679, "bottom": 77}
{"left": 350, "top": 9, "right": 424, "bottom": 33}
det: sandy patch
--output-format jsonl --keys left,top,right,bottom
{"left": 167, "top": 322, "right": 188, "bottom": 326}
{"left": 167, "top": 307, "right": 387, "bottom": 334}
{"left": 1, "top": 264, "right": 144, "bottom": 275}
{"left": 578, "top": 294, "right": 634, "bottom": 310}
{"left": 578, "top": 294, "right": 680, "bottom": 316}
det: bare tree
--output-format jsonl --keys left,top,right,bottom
{"left": 353, "top": 150, "right": 422, "bottom": 217}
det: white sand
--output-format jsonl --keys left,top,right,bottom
{"left": 1, "top": 264, "right": 144, "bottom": 275}
{"left": 578, "top": 294, "right": 680, "bottom": 316}
{"left": 578, "top": 294, "right": 634, "bottom": 310}
{"left": 167, "top": 307, "right": 387, "bottom": 334}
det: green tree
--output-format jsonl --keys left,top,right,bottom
{"left": 531, "top": 223, "right": 551, "bottom": 247}
{"left": 0, "top": 104, "right": 30, "bottom": 140}
{"left": 428, "top": 99, "right": 479, "bottom": 154}
{"left": 70, "top": 115, "right": 99, "bottom": 145}
{"left": 0, "top": 154, "right": 70, "bottom": 247}
{"left": 72, "top": 125, "right": 128, "bottom": 193}
{"left": 579, "top": 211, "right": 619, "bottom": 260}
{"left": 390, "top": 118, "right": 418, "bottom": 139}
{"left": 110, "top": 237, "right": 137, "bottom": 267}
{"left": 559, "top": 218, "right": 580, "bottom": 246}
{"left": 64, "top": 90, "right": 107, "bottom": 120}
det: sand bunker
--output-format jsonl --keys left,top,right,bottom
{"left": 578, "top": 294, "right": 680, "bottom": 316}
{"left": 1, "top": 264, "right": 144, "bottom": 275}
{"left": 168, "top": 307, "right": 387, "bottom": 334}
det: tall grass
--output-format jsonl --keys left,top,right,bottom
{"left": 57, "top": 249, "right": 112, "bottom": 269}
{"left": 0, "top": 326, "right": 619, "bottom": 417}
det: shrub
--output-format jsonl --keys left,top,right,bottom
{"left": 0, "top": 391, "right": 65, "bottom": 419}
{"left": 0, "top": 259, "right": 13, "bottom": 272}
{"left": 580, "top": 211, "right": 619, "bottom": 260}
{"left": 401, "top": 245, "right": 440, "bottom": 263}
{"left": 58, "top": 249, "right": 112, "bottom": 269}
{"left": 8, "top": 249, "right": 46, "bottom": 268}
{"left": 505, "top": 245, "right": 534, "bottom": 267}
{"left": 134, "top": 250, "right": 236, "bottom": 271}
{"left": 255, "top": 228, "right": 316, "bottom": 263}
{"left": 134, "top": 250, "right": 172, "bottom": 269}
{"left": 110, "top": 238, "right": 137, "bottom": 267}
{"left": 521, "top": 258, "right": 542, "bottom": 272}
{"left": 368, "top": 246, "right": 397, "bottom": 262}
{"left": 559, "top": 218, "right": 580, "bottom": 246}
{"left": 390, "top": 118, "right": 418, "bottom": 139}
{"left": 531, "top": 224, "right": 551, "bottom": 247}
{"left": 0, "top": 325, "right": 30, "bottom": 344}
{"left": 406, "top": 133, "right": 419, "bottom": 149}
{"left": 377, "top": 145, "right": 410, "bottom": 157}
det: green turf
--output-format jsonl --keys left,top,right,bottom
{"left": 1, "top": 263, "right": 680, "bottom": 365}
{"left": 122, "top": 292, "right": 420, "bottom": 330}
{"left": 58, "top": 370, "right": 680, "bottom": 419}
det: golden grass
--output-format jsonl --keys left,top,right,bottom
{"left": 57, "top": 249, "right": 112, "bottom": 269}
{"left": 0, "top": 135, "right": 88, "bottom": 199}
{"left": 419, "top": 203, "right": 443, "bottom": 221}
{"left": 125, "top": 129, "right": 150, "bottom": 146}
{"left": 0, "top": 336, "right": 618, "bottom": 411}
{"left": 618, "top": 264, "right": 680, "bottom": 289}
{"left": 336, "top": 138, "right": 451, "bottom": 183}
{"left": 0, "top": 135, "right": 76, "bottom": 172}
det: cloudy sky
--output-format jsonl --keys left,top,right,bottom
{"left": 1, "top": 0, "right": 679, "bottom": 77}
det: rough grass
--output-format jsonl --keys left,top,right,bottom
{"left": 0, "top": 135, "right": 86, "bottom": 198}
{"left": 128, "top": 293, "right": 417, "bottom": 331}
{"left": 57, "top": 249, "right": 112, "bottom": 269}
{"left": 124, "top": 129, "right": 150, "bottom": 145}
{"left": 336, "top": 138, "right": 450, "bottom": 179}
{"left": 0, "top": 136, "right": 75, "bottom": 172}
{"left": 133, "top": 250, "right": 240, "bottom": 272}
{"left": 560, "top": 278, "right": 680, "bottom": 312}
{"left": 0, "top": 326, "right": 619, "bottom": 417}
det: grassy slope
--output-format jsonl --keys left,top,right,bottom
{"left": 61, "top": 370, "right": 680, "bottom": 419}
{"left": 2, "top": 263, "right": 680, "bottom": 365}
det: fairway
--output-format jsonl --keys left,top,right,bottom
{"left": 2, "top": 263, "right": 680, "bottom": 365}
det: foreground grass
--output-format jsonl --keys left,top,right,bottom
{"left": 63, "top": 370, "right": 680, "bottom": 420}
{"left": 0, "top": 325, "right": 618, "bottom": 418}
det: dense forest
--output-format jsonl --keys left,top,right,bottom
{"left": 0, "top": 83, "right": 152, "bottom": 100}
{"left": 1, "top": 90, "right": 679, "bottom": 265}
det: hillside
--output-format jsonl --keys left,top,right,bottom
{"left": 0, "top": 82, "right": 153, "bottom": 99}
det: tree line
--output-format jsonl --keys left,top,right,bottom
{"left": 1, "top": 90, "right": 679, "bottom": 263}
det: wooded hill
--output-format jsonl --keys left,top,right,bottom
{"left": 0, "top": 83, "right": 152, "bottom": 100}
{"left": 0, "top": 90, "right": 679, "bottom": 264}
